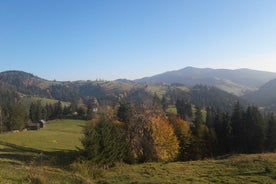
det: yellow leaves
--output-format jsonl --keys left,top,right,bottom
{"left": 149, "top": 116, "right": 179, "bottom": 161}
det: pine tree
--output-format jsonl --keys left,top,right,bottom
{"left": 81, "top": 115, "right": 127, "bottom": 167}
{"left": 214, "top": 112, "right": 232, "bottom": 154}
{"left": 244, "top": 106, "right": 265, "bottom": 153}
{"left": 193, "top": 106, "right": 204, "bottom": 134}
{"left": 266, "top": 113, "right": 276, "bottom": 152}
{"left": 176, "top": 99, "right": 192, "bottom": 120}
{"left": 231, "top": 101, "right": 246, "bottom": 153}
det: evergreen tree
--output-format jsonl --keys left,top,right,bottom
{"left": 266, "top": 113, "right": 276, "bottom": 152}
{"left": 193, "top": 106, "right": 204, "bottom": 134}
{"left": 206, "top": 107, "right": 215, "bottom": 128}
{"left": 244, "top": 106, "right": 265, "bottom": 153}
{"left": 176, "top": 99, "right": 192, "bottom": 120}
{"left": 29, "top": 101, "right": 44, "bottom": 122}
{"left": 5, "top": 103, "right": 28, "bottom": 130}
{"left": 231, "top": 101, "right": 246, "bottom": 153}
{"left": 161, "top": 96, "right": 169, "bottom": 111}
{"left": 53, "top": 101, "right": 63, "bottom": 119}
{"left": 117, "top": 103, "right": 134, "bottom": 123}
{"left": 190, "top": 124, "right": 210, "bottom": 160}
{"left": 214, "top": 112, "right": 232, "bottom": 154}
{"left": 81, "top": 115, "right": 127, "bottom": 167}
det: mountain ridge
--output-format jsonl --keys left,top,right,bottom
{"left": 0, "top": 69, "right": 248, "bottom": 113}
{"left": 135, "top": 67, "right": 276, "bottom": 96}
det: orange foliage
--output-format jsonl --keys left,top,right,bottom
{"left": 149, "top": 116, "right": 179, "bottom": 161}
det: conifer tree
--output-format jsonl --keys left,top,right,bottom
{"left": 266, "top": 113, "right": 276, "bottom": 152}
{"left": 231, "top": 101, "right": 246, "bottom": 153}
{"left": 81, "top": 115, "right": 127, "bottom": 167}
{"left": 244, "top": 106, "right": 265, "bottom": 153}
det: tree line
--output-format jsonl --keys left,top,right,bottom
{"left": 81, "top": 99, "right": 276, "bottom": 167}
{"left": 0, "top": 82, "right": 28, "bottom": 132}
{"left": 29, "top": 98, "right": 99, "bottom": 122}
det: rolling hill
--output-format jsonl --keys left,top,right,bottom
{"left": 135, "top": 67, "right": 276, "bottom": 96}
{"left": 0, "top": 70, "right": 247, "bottom": 113}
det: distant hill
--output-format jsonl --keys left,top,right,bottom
{"left": 0, "top": 70, "right": 147, "bottom": 104}
{"left": 0, "top": 70, "right": 54, "bottom": 96}
{"left": 0, "top": 70, "right": 247, "bottom": 112}
{"left": 243, "top": 78, "right": 276, "bottom": 111}
{"left": 135, "top": 67, "right": 276, "bottom": 96}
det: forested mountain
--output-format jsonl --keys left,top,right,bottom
{"left": 148, "top": 84, "right": 247, "bottom": 112}
{"left": 243, "top": 79, "right": 276, "bottom": 111}
{"left": 135, "top": 67, "right": 276, "bottom": 96}
{"left": 0, "top": 70, "right": 246, "bottom": 113}
{"left": 0, "top": 70, "right": 52, "bottom": 95}
{"left": 0, "top": 71, "right": 144, "bottom": 104}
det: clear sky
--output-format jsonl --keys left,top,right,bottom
{"left": 0, "top": 0, "right": 276, "bottom": 81}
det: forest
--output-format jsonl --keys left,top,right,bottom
{"left": 80, "top": 99, "right": 276, "bottom": 167}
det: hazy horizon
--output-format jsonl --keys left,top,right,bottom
{"left": 1, "top": 0, "right": 275, "bottom": 81}
{"left": 2, "top": 66, "right": 276, "bottom": 82}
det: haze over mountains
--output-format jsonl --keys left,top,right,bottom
{"left": 136, "top": 67, "right": 276, "bottom": 96}
{"left": 1, "top": 66, "right": 276, "bottom": 112}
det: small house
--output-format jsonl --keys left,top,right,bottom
{"left": 27, "top": 122, "right": 40, "bottom": 130}
{"left": 39, "top": 120, "right": 46, "bottom": 128}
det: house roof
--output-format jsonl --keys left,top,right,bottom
{"left": 39, "top": 120, "right": 46, "bottom": 124}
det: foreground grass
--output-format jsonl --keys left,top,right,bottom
{"left": 0, "top": 119, "right": 276, "bottom": 183}
{"left": 99, "top": 154, "right": 276, "bottom": 184}
{"left": 0, "top": 119, "right": 87, "bottom": 183}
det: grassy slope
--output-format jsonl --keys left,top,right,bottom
{"left": 0, "top": 119, "right": 276, "bottom": 183}
{"left": 20, "top": 96, "right": 71, "bottom": 107}
{"left": 0, "top": 119, "right": 87, "bottom": 183}
{"left": 102, "top": 154, "right": 276, "bottom": 184}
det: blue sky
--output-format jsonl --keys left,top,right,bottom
{"left": 0, "top": 0, "right": 276, "bottom": 81}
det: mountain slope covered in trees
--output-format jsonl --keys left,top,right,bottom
{"left": 243, "top": 78, "right": 276, "bottom": 111}
{"left": 135, "top": 67, "right": 276, "bottom": 96}
{"left": 0, "top": 70, "right": 247, "bottom": 113}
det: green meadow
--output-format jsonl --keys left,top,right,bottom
{"left": 0, "top": 119, "right": 276, "bottom": 184}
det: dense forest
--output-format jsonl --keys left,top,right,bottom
{"left": 81, "top": 99, "right": 276, "bottom": 167}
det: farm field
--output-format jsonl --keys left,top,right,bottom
{"left": 0, "top": 119, "right": 276, "bottom": 183}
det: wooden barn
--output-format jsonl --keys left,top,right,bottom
{"left": 27, "top": 122, "right": 40, "bottom": 130}
{"left": 27, "top": 120, "right": 46, "bottom": 130}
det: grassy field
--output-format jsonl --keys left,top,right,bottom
{"left": 0, "top": 119, "right": 276, "bottom": 183}
{"left": 20, "top": 96, "right": 71, "bottom": 107}
{"left": 0, "top": 119, "right": 87, "bottom": 183}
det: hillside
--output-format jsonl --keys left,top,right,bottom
{"left": 0, "top": 71, "right": 144, "bottom": 103}
{"left": 135, "top": 67, "right": 276, "bottom": 96}
{"left": 0, "top": 70, "right": 53, "bottom": 94}
{"left": 243, "top": 78, "right": 276, "bottom": 111}
{"left": 145, "top": 83, "right": 247, "bottom": 112}
{"left": 0, "top": 70, "right": 247, "bottom": 113}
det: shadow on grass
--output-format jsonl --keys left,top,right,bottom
{"left": 0, "top": 141, "right": 80, "bottom": 169}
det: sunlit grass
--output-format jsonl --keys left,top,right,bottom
{"left": 0, "top": 119, "right": 276, "bottom": 183}
{"left": 0, "top": 119, "right": 86, "bottom": 151}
